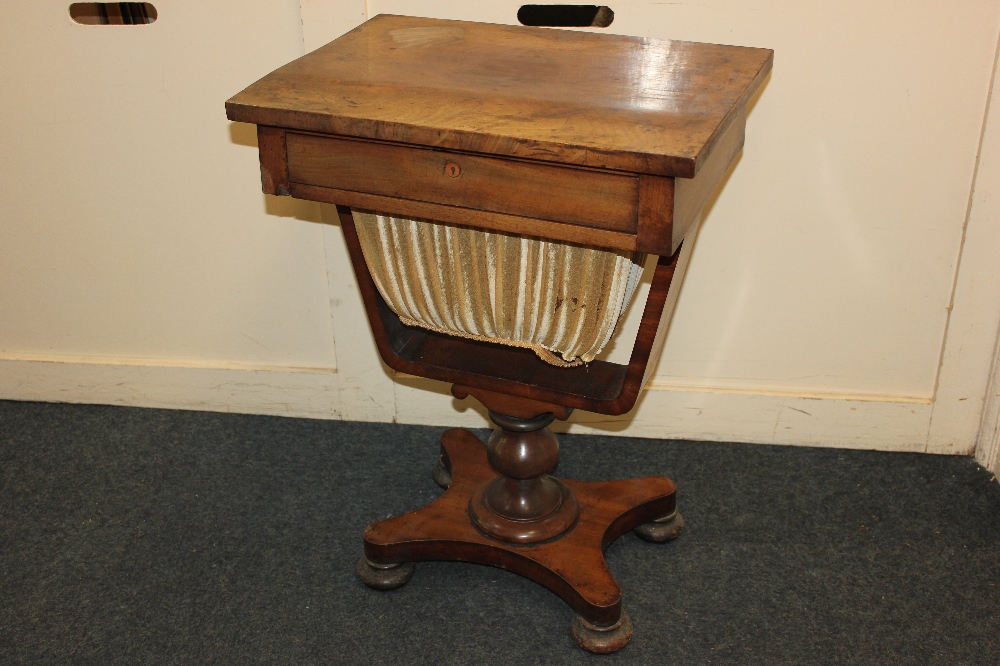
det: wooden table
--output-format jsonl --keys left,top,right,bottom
{"left": 227, "top": 15, "right": 771, "bottom": 653}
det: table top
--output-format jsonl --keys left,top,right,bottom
{"left": 226, "top": 15, "right": 772, "bottom": 178}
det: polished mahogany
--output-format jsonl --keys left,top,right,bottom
{"left": 227, "top": 14, "right": 771, "bottom": 654}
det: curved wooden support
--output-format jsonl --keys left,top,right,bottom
{"left": 339, "top": 206, "right": 687, "bottom": 416}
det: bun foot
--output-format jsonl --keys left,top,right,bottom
{"left": 570, "top": 610, "right": 633, "bottom": 653}
{"left": 431, "top": 454, "right": 451, "bottom": 489}
{"left": 634, "top": 510, "right": 684, "bottom": 543}
{"left": 357, "top": 556, "right": 415, "bottom": 590}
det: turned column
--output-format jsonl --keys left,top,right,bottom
{"left": 453, "top": 385, "right": 581, "bottom": 544}
{"left": 469, "top": 410, "right": 580, "bottom": 542}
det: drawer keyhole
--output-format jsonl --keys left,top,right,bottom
{"left": 444, "top": 162, "right": 462, "bottom": 178}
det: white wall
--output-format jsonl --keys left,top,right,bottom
{"left": 3, "top": 1, "right": 1000, "bottom": 457}
{"left": 0, "top": 1, "right": 337, "bottom": 367}
{"left": 0, "top": 1, "right": 344, "bottom": 414}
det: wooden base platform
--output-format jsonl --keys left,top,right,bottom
{"left": 359, "top": 427, "right": 682, "bottom": 653}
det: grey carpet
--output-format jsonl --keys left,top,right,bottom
{"left": 0, "top": 400, "right": 997, "bottom": 665}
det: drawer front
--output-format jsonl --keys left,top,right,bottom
{"left": 285, "top": 133, "right": 639, "bottom": 233}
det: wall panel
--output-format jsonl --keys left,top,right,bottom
{"left": 4, "top": 1, "right": 1000, "bottom": 455}
{"left": 0, "top": 1, "right": 336, "bottom": 369}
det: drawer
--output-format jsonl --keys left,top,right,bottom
{"left": 284, "top": 133, "right": 639, "bottom": 233}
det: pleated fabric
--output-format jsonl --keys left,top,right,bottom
{"left": 353, "top": 210, "right": 645, "bottom": 367}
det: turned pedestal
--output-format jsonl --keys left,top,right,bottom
{"left": 357, "top": 385, "right": 683, "bottom": 653}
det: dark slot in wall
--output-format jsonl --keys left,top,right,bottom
{"left": 70, "top": 3, "right": 157, "bottom": 25}
{"left": 518, "top": 5, "right": 614, "bottom": 28}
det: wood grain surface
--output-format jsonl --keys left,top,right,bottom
{"left": 227, "top": 14, "right": 772, "bottom": 178}
{"left": 255, "top": 126, "right": 288, "bottom": 196}
{"left": 285, "top": 132, "right": 639, "bottom": 232}
{"left": 293, "top": 181, "right": 641, "bottom": 252}
{"left": 672, "top": 106, "right": 745, "bottom": 247}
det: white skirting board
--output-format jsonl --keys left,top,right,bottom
{"left": 0, "top": 354, "right": 944, "bottom": 455}
{"left": 975, "top": 336, "right": 1000, "bottom": 475}
{"left": 0, "top": 355, "right": 341, "bottom": 421}
{"left": 392, "top": 376, "right": 934, "bottom": 453}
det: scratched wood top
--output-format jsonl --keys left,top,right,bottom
{"left": 227, "top": 15, "right": 771, "bottom": 178}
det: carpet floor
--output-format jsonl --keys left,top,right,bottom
{"left": 0, "top": 400, "right": 997, "bottom": 665}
